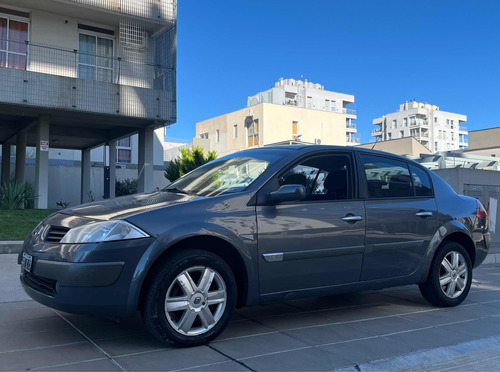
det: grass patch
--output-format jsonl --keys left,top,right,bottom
{"left": 0, "top": 209, "right": 58, "bottom": 241}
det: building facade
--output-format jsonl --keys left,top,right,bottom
{"left": 194, "top": 79, "right": 356, "bottom": 156}
{"left": 248, "top": 78, "right": 358, "bottom": 145}
{"left": 0, "top": 0, "right": 176, "bottom": 208}
{"left": 372, "top": 101, "right": 468, "bottom": 153}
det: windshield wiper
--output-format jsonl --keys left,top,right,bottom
{"left": 163, "top": 187, "right": 197, "bottom": 196}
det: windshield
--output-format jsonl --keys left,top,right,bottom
{"left": 164, "top": 151, "right": 287, "bottom": 197}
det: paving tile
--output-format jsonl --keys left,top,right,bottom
{"left": 450, "top": 303, "right": 500, "bottom": 318}
{"left": 0, "top": 307, "right": 57, "bottom": 323}
{"left": 35, "top": 358, "right": 122, "bottom": 371}
{"left": 371, "top": 300, "right": 433, "bottom": 315}
{"left": 216, "top": 319, "right": 275, "bottom": 340}
{"left": 94, "top": 332, "right": 170, "bottom": 357}
{"left": 0, "top": 327, "right": 86, "bottom": 353}
{"left": 211, "top": 331, "right": 308, "bottom": 360}
{"left": 0, "top": 316, "right": 72, "bottom": 335}
{"left": 241, "top": 346, "right": 352, "bottom": 371}
{"left": 318, "top": 336, "right": 413, "bottom": 364}
{"left": 318, "top": 303, "right": 394, "bottom": 323}
{"left": 346, "top": 315, "right": 424, "bottom": 335}
{"left": 254, "top": 311, "right": 332, "bottom": 331}
{"left": 382, "top": 326, "right": 476, "bottom": 352}
{"left": 466, "top": 290, "right": 500, "bottom": 303}
{"left": 439, "top": 317, "right": 500, "bottom": 338}
{"left": 284, "top": 295, "right": 358, "bottom": 312}
{"left": 400, "top": 307, "right": 478, "bottom": 327}
{"left": 235, "top": 303, "right": 302, "bottom": 319}
{"left": 115, "top": 345, "right": 228, "bottom": 371}
{"left": 0, "top": 300, "right": 44, "bottom": 311}
{"left": 0, "top": 342, "right": 104, "bottom": 371}
{"left": 182, "top": 360, "right": 250, "bottom": 371}
{"left": 284, "top": 323, "right": 373, "bottom": 346}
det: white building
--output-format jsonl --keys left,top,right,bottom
{"left": 0, "top": 0, "right": 177, "bottom": 208}
{"left": 247, "top": 78, "right": 358, "bottom": 145}
{"left": 372, "top": 101, "right": 468, "bottom": 153}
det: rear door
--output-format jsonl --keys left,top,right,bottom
{"left": 358, "top": 153, "right": 437, "bottom": 281}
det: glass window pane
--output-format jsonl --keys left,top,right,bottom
{"left": 117, "top": 149, "right": 131, "bottom": 163}
{"left": 361, "top": 154, "right": 413, "bottom": 198}
{"left": 78, "top": 64, "right": 96, "bottom": 80}
{"left": 0, "top": 51, "right": 6, "bottom": 67}
{"left": 97, "top": 67, "right": 112, "bottom": 83}
{"left": 0, "top": 18, "right": 7, "bottom": 51}
{"left": 8, "top": 53, "right": 26, "bottom": 70}
{"left": 410, "top": 164, "right": 433, "bottom": 197}
{"left": 118, "top": 137, "right": 131, "bottom": 147}
{"left": 96, "top": 37, "right": 113, "bottom": 68}
{"left": 8, "top": 21, "right": 28, "bottom": 54}
{"left": 79, "top": 34, "right": 96, "bottom": 65}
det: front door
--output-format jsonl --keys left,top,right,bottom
{"left": 358, "top": 153, "right": 438, "bottom": 281}
{"left": 256, "top": 152, "right": 366, "bottom": 296}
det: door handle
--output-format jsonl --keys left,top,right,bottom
{"left": 342, "top": 215, "right": 363, "bottom": 222}
{"left": 416, "top": 211, "right": 433, "bottom": 217}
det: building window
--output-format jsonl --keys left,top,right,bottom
{"left": 404, "top": 118, "right": 408, "bottom": 127}
{"left": 435, "top": 142, "right": 438, "bottom": 150}
{"left": 331, "top": 100, "right": 336, "bottom": 112}
{"left": 292, "top": 121, "right": 298, "bottom": 137}
{"left": 0, "top": 16, "right": 29, "bottom": 70}
{"left": 434, "top": 117, "right": 438, "bottom": 123}
{"left": 409, "top": 116, "right": 416, "bottom": 126}
{"left": 200, "top": 132, "right": 208, "bottom": 139}
{"left": 215, "top": 130, "right": 220, "bottom": 143}
{"left": 400, "top": 130, "right": 404, "bottom": 138}
{"left": 233, "top": 125, "right": 238, "bottom": 139}
{"left": 116, "top": 137, "right": 131, "bottom": 163}
{"left": 392, "top": 119, "right": 397, "bottom": 129}
{"left": 388, "top": 133, "right": 392, "bottom": 139}
{"left": 247, "top": 119, "right": 259, "bottom": 147}
{"left": 78, "top": 33, "right": 114, "bottom": 83}
{"left": 446, "top": 119, "right": 450, "bottom": 125}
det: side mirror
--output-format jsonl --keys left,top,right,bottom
{"left": 268, "top": 184, "right": 306, "bottom": 204}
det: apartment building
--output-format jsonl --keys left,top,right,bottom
{"left": 372, "top": 101, "right": 468, "bottom": 153}
{"left": 248, "top": 78, "right": 358, "bottom": 145}
{"left": 194, "top": 79, "right": 356, "bottom": 156}
{"left": 0, "top": 0, "right": 177, "bottom": 208}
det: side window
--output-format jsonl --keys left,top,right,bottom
{"left": 360, "top": 154, "right": 413, "bottom": 198}
{"left": 410, "top": 164, "right": 433, "bottom": 197}
{"left": 278, "top": 154, "right": 352, "bottom": 200}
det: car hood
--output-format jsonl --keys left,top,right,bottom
{"left": 60, "top": 191, "right": 199, "bottom": 220}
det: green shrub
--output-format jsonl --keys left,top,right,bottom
{"left": 0, "top": 181, "right": 36, "bottom": 210}
{"left": 164, "top": 146, "right": 217, "bottom": 182}
{"left": 115, "top": 178, "right": 138, "bottom": 196}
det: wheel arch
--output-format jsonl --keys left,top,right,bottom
{"left": 138, "top": 235, "right": 249, "bottom": 310}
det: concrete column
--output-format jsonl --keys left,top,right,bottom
{"left": 81, "top": 148, "right": 91, "bottom": 204}
{"left": 109, "top": 141, "right": 116, "bottom": 198}
{"left": 15, "top": 131, "right": 26, "bottom": 184}
{"left": 35, "top": 116, "right": 50, "bottom": 209}
{"left": 1, "top": 144, "right": 11, "bottom": 186}
{"left": 138, "top": 127, "right": 154, "bottom": 193}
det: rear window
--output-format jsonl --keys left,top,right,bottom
{"left": 410, "top": 164, "right": 433, "bottom": 197}
{"left": 360, "top": 154, "right": 413, "bottom": 198}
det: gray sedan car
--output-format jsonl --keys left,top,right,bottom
{"left": 19, "top": 145, "right": 490, "bottom": 346}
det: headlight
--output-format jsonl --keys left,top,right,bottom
{"left": 60, "top": 220, "right": 150, "bottom": 244}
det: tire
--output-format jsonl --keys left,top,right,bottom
{"left": 142, "top": 249, "right": 237, "bottom": 347}
{"left": 419, "top": 242, "right": 472, "bottom": 307}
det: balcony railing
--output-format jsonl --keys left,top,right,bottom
{"left": 342, "top": 108, "right": 356, "bottom": 115}
{"left": 459, "top": 126, "right": 468, "bottom": 132}
{"left": 371, "top": 129, "right": 382, "bottom": 136}
{"left": 346, "top": 123, "right": 356, "bottom": 128}
{"left": 0, "top": 39, "right": 176, "bottom": 121}
{"left": 346, "top": 136, "right": 360, "bottom": 144}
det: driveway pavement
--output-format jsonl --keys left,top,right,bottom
{"left": 0, "top": 255, "right": 499, "bottom": 371}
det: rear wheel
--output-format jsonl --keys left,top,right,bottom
{"left": 142, "top": 249, "right": 236, "bottom": 346}
{"left": 419, "top": 242, "right": 472, "bottom": 307}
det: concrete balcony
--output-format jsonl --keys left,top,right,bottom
{"left": 346, "top": 123, "right": 357, "bottom": 133}
{"left": 342, "top": 108, "right": 357, "bottom": 116}
{"left": 346, "top": 136, "right": 360, "bottom": 144}
{"left": 0, "top": 39, "right": 176, "bottom": 124}
{"left": 459, "top": 126, "right": 468, "bottom": 133}
{"left": 371, "top": 129, "right": 382, "bottom": 137}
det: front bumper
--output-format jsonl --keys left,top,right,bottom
{"left": 19, "top": 236, "right": 156, "bottom": 317}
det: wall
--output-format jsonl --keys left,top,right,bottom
{"left": 358, "top": 137, "right": 432, "bottom": 157}
{"left": 434, "top": 168, "right": 500, "bottom": 251}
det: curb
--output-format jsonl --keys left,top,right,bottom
{"left": 0, "top": 241, "right": 23, "bottom": 254}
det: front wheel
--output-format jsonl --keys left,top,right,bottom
{"left": 142, "top": 249, "right": 237, "bottom": 346}
{"left": 419, "top": 242, "right": 472, "bottom": 307}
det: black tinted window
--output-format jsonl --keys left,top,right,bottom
{"left": 279, "top": 154, "right": 352, "bottom": 200}
{"left": 360, "top": 154, "right": 413, "bottom": 198}
{"left": 410, "top": 164, "right": 433, "bottom": 197}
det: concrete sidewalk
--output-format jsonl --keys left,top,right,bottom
{"left": 0, "top": 253, "right": 499, "bottom": 371}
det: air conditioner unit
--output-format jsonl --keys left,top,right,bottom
{"left": 315, "top": 139, "right": 322, "bottom": 145}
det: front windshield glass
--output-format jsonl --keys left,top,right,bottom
{"left": 164, "top": 151, "right": 286, "bottom": 197}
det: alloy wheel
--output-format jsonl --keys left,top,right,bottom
{"left": 164, "top": 266, "right": 227, "bottom": 336}
{"left": 439, "top": 251, "right": 468, "bottom": 299}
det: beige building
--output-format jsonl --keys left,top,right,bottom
{"left": 357, "top": 137, "right": 432, "bottom": 157}
{"left": 465, "top": 127, "right": 500, "bottom": 158}
{"left": 194, "top": 102, "right": 348, "bottom": 157}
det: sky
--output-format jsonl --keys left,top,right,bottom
{"left": 166, "top": 0, "right": 500, "bottom": 143}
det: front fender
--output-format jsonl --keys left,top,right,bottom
{"left": 418, "top": 219, "right": 473, "bottom": 282}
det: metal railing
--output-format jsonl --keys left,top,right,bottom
{"left": 371, "top": 129, "right": 382, "bottom": 136}
{"left": 342, "top": 108, "right": 357, "bottom": 115}
{"left": 459, "top": 126, "right": 468, "bottom": 132}
{"left": 1, "top": 39, "right": 175, "bottom": 90}
{"left": 346, "top": 136, "right": 360, "bottom": 143}
{"left": 346, "top": 123, "right": 356, "bottom": 129}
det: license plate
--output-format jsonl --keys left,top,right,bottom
{"left": 21, "top": 253, "right": 33, "bottom": 273}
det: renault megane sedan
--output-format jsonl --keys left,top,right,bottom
{"left": 19, "top": 145, "right": 490, "bottom": 346}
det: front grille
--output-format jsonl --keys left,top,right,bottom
{"left": 44, "top": 226, "right": 70, "bottom": 243}
{"left": 23, "top": 272, "right": 57, "bottom": 297}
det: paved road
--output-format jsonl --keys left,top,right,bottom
{"left": 0, "top": 257, "right": 499, "bottom": 371}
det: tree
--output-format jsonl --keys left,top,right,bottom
{"left": 164, "top": 146, "right": 217, "bottom": 182}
